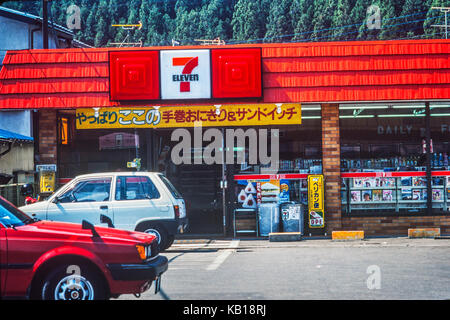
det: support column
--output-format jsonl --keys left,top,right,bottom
{"left": 321, "top": 103, "right": 342, "bottom": 232}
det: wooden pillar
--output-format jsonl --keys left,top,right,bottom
{"left": 321, "top": 103, "right": 342, "bottom": 232}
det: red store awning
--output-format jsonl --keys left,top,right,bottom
{"left": 1, "top": 39, "right": 450, "bottom": 109}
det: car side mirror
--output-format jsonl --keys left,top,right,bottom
{"left": 100, "top": 214, "right": 115, "bottom": 228}
{"left": 52, "top": 196, "right": 59, "bottom": 204}
{"left": 82, "top": 220, "right": 100, "bottom": 237}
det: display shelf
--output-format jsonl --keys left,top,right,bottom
{"left": 342, "top": 171, "right": 450, "bottom": 214}
{"left": 351, "top": 201, "right": 396, "bottom": 204}
{"left": 351, "top": 187, "right": 399, "bottom": 190}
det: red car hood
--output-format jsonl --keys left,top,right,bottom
{"left": 22, "top": 220, "right": 156, "bottom": 245}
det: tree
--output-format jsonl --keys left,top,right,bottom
{"left": 290, "top": 0, "right": 315, "bottom": 41}
{"left": 231, "top": 0, "right": 270, "bottom": 43}
{"left": 331, "top": 0, "right": 356, "bottom": 40}
{"left": 400, "top": 0, "right": 431, "bottom": 38}
{"left": 94, "top": 0, "right": 110, "bottom": 46}
{"left": 311, "top": 0, "right": 337, "bottom": 41}
{"left": 264, "top": 0, "right": 294, "bottom": 42}
{"left": 349, "top": 0, "right": 398, "bottom": 40}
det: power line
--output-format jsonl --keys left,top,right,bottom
{"left": 227, "top": 10, "right": 431, "bottom": 44}
{"left": 300, "top": 14, "right": 445, "bottom": 43}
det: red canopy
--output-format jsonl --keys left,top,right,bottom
{"left": 1, "top": 39, "right": 450, "bottom": 109}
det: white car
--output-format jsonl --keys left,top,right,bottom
{"left": 20, "top": 172, "right": 188, "bottom": 251}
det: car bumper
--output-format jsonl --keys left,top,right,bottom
{"left": 107, "top": 255, "right": 168, "bottom": 281}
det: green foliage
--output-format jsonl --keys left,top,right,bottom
{"left": 1, "top": 0, "right": 447, "bottom": 47}
{"left": 264, "top": 0, "right": 293, "bottom": 42}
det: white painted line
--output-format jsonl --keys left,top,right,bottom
{"left": 206, "top": 240, "right": 239, "bottom": 271}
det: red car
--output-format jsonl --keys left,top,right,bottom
{"left": 0, "top": 195, "right": 168, "bottom": 300}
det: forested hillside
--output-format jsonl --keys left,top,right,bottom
{"left": 3, "top": 0, "right": 449, "bottom": 47}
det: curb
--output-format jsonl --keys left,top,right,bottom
{"left": 332, "top": 231, "right": 364, "bottom": 241}
{"left": 408, "top": 228, "right": 440, "bottom": 238}
{"left": 268, "top": 232, "right": 302, "bottom": 242}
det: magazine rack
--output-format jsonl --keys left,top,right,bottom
{"left": 341, "top": 172, "right": 449, "bottom": 215}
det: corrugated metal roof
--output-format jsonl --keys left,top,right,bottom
{"left": 0, "top": 6, "right": 74, "bottom": 37}
{"left": 0, "top": 39, "right": 449, "bottom": 108}
{"left": 0, "top": 128, "right": 33, "bottom": 142}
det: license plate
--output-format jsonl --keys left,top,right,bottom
{"left": 154, "top": 276, "right": 161, "bottom": 294}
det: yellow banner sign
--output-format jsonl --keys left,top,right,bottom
{"left": 308, "top": 175, "right": 325, "bottom": 229}
{"left": 308, "top": 175, "right": 324, "bottom": 211}
{"left": 75, "top": 104, "right": 301, "bottom": 129}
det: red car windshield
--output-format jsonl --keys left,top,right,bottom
{"left": 0, "top": 196, "right": 34, "bottom": 227}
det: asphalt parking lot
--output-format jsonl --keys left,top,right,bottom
{"left": 118, "top": 237, "right": 450, "bottom": 300}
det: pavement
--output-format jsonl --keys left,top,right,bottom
{"left": 116, "top": 235, "right": 450, "bottom": 300}
{"left": 169, "top": 235, "right": 450, "bottom": 251}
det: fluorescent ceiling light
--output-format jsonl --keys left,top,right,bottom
{"left": 378, "top": 114, "right": 425, "bottom": 118}
{"left": 339, "top": 115, "right": 375, "bottom": 118}
{"left": 392, "top": 105, "right": 424, "bottom": 109}
{"left": 302, "top": 116, "right": 321, "bottom": 119}
{"left": 339, "top": 106, "right": 389, "bottom": 110}
{"left": 302, "top": 107, "right": 321, "bottom": 111}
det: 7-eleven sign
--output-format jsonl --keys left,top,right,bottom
{"left": 160, "top": 49, "right": 211, "bottom": 99}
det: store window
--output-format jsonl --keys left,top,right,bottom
{"left": 430, "top": 104, "right": 450, "bottom": 210}
{"left": 232, "top": 105, "right": 322, "bottom": 210}
{"left": 340, "top": 103, "right": 450, "bottom": 215}
{"left": 58, "top": 111, "right": 149, "bottom": 178}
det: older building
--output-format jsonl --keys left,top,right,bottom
{"left": 0, "top": 6, "right": 89, "bottom": 188}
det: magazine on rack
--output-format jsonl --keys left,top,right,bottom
{"left": 362, "top": 190, "right": 372, "bottom": 201}
{"left": 413, "top": 177, "right": 427, "bottom": 187}
{"left": 412, "top": 189, "right": 421, "bottom": 201}
{"left": 351, "top": 191, "right": 361, "bottom": 202}
{"left": 372, "top": 189, "right": 382, "bottom": 201}
{"left": 401, "top": 177, "right": 412, "bottom": 186}
{"left": 422, "top": 189, "right": 428, "bottom": 201}
{"left": 382, "top": 177, "right": 395, "bottom": 187}
{"left": 401, "top": 188, "right": 412, "bottom": 200}
{"left": 432, "top": 189, "right": 443, "bottom": 201}
{"left": 353, "top": 178, "right": 363, "bottom": 188}
{"left": 362, "top": 178, "right": 375, "bottom": 188}
{"left": 382, "top": 190, "right": 393, "bottom": 201}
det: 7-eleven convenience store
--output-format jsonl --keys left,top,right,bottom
{"left": 1, "top": 39, "right": 450, "bottom": 236}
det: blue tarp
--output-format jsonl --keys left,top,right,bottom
{"left": 0, "top": 128, "right": 33, "bottom": 142}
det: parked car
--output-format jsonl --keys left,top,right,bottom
{"left": 0, "top": 195, "right": 168, "bottom": 300}
{"left": 20, "top": 172, "right": 188, "bottom": 251}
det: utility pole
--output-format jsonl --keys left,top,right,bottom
{"left": 42, "top": 0, "right": 50, "bottom": 48}
{"left": 431, "top": 7, "right": 450, "bottom": 39}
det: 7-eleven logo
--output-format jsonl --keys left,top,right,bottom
{"left": 160, "top": 49, "right": 211, "bottom": 100}
{"left": 172, "top": 57, "right": 199, "bottom": 92}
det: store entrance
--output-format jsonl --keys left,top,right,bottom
{"left": 167, "top": 163, "right": 224, "bottom": 234}
{"left": 155, "top": 129, "right": 225, "bottom": 235}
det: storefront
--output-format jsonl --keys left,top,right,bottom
{"left": 1, "top": 40, "right": 450, "bottom": 236}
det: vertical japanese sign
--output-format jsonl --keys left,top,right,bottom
{"left": 307, "top": 175, "right": 325, "bottom": 228}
